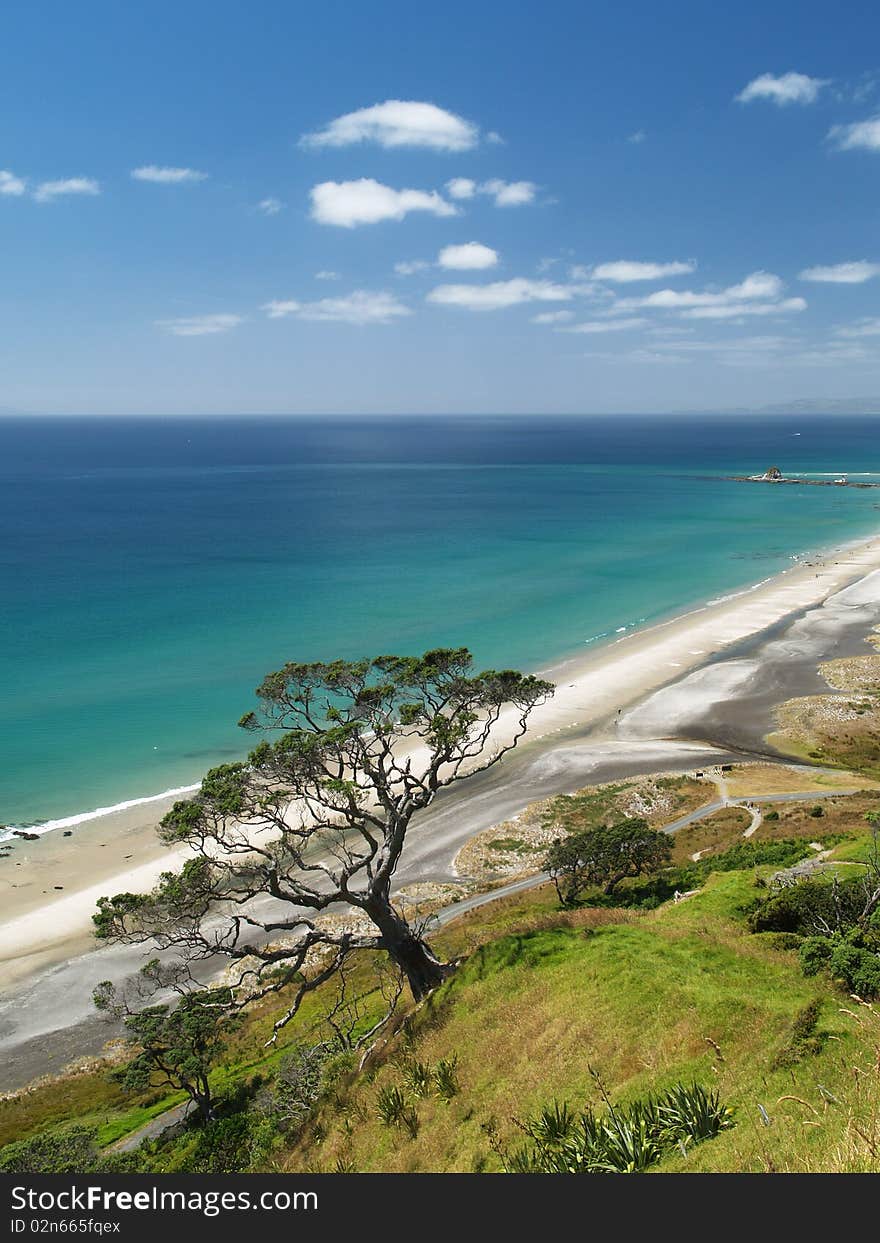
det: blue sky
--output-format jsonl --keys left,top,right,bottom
{"left": 3, "top": 0, "right": 880, "bottom": 415}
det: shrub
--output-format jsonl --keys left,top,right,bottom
{"left": 268, "top": 1043, "right": 330, "bottom": 1128}
{"left": 497, "top": 1082, "right": 733, "bottom": 1174}
{"left": 188, "top": 1115, "right": 253, "bottom": 1174}
{"left": 799, "top": 936, "right": 833, "bottom": 976}
{"left": 400, "top": 1060, "right": 434, "bottom": 1100}
{"left": 828, "top": 941, "right": 880, "bottom": 998}
{"left": 434, "top": 1055, "right": 460, "bottom": 1101}
{"left": 771, "top": 998, "right": 825, "bottom": 1068}
{"left": 748, "top": 877, "right": 866, "bottom": 934}
{"left": 810, "top": 806, "right": 825, "bottom": 819}
{"left": 0, "top": 1127, "right": 104, "bottom": 1174}
{"left": 376, "top": 1084, "right": 415, "bottom": 1132}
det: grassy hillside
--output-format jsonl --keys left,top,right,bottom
{"left": 2, "top": 779, "right": 879, "bottom": 1175}
{"left": 280, "top": 864, "right": 879, "bottom": 1173}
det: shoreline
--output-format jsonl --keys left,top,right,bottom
{"left": 3, "top": 527, "right": 880, "bottom": 990}
{"left": 1, "top": 528, "right": 867, "bottom": 842}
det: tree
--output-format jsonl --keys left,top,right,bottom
{"left": 545, "top": 819, "right": 671, "bottom": 906}
{"left": 94, "top": 973, "right": 235, "bottom": 1122}
{"left": 95, "top": 648, "right": 552, "bottom": 1037}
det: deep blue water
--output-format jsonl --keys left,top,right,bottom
{"left": 3, "top": 414, "right": 880, "bottom": 827}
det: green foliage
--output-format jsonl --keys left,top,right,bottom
{"left": 375, "top": 1085, "right": 418, "bottom": 1137}
{"left": 268, "top": 1043, "right": 331, "bottom": 1127}
{"left": 810, "top": 806, "right": 825, "bottom": 819}
{"left": 748, "top": 876, "right": 867, "bottom": 935}
{"left": 693, "top": 839, "right": 810, "bottom": 876}
{"left": 375, "top": 1084, "right": 409, "bottom": 1127}
{"left": 545, "top": 819, "right": 672, "bottom": 906}
{"left": 185, "top": 1113, "right": 277, "bottom": 1174}
{"left": 827, "top": 938, "right": 880, "bottom": 998}
{"left": 499, "top": 1082, "right": 733, "bottom": 1174}
{"left": 434, "top": 1055, "right": 460, "bottom": 1101}
{"left": 771, "top": 998, "right": 826, "bottom": 1068}
{"left": 800, "top": 936, "right": 834, "bottom": 976}
{"left": 0, "top": 1127, "right": 104, "bottom": 1174}
{"left": 400, "top": 1059, "right": 434, "bottom": 1099}
{"left": 96, "top": 983, "right": 236, "bottom": 1121}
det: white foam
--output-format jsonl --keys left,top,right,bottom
{"left": 2, "top": 783, "right": 201, "bottom": 843}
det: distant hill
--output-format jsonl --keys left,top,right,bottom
{"left": 685, "top": 397, "right": 880, "bottom": 416}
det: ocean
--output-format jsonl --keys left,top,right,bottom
{"left": 3, "top": 413, "right": 880, "bottom": 832}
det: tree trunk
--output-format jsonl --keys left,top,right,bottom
{"left": 367, "top": 903, "right": 451, "bottom": 1001}
{"left": 190, "top": 1078, "right": 214, "bottom": 1123}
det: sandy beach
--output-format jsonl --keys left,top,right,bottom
{"left": 4, "top": 528, "right": 880, "bottom": 999}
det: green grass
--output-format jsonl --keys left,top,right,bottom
{"left": 279, "top": 865, "right": 880, "bottom": 1173}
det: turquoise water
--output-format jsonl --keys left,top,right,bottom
{"left": 3, "top": 414, "right": 880, "bottom": 829}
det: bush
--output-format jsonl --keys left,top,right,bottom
{"left": 799, "top": 936, "right": 833, "bottom": 976}
{"left": 0, "top": 1127, "right": 104, "bottom": 1174}
{"left": 771, "top": 998, "right": 826, "bottom": 1068}
{"left": 810, "top": 806, "right": 825, "bottom": 818}
{"left": 434, "top": 1056, "right": 460, "bottom": 1101}
{"left": 828, "top": 940, "right": 880, "bottom": 998}
{"left": 268, "top": 1043, "right": 330, "bottom": 1128}
{"left": 695, "top": 839, "right": 809, "bottom": 876}
{"left": 748, "top": 877, "right": 866, "bottom": 934}
{"left": 400, "top": 1060, "right": 434, "bottom": 1100}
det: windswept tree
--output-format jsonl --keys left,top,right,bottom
{"left": 545, "top": 819, "right": 671, "bottom": 907}
{"left": 95, "top": 649, "right": 552, "bottom": 1036}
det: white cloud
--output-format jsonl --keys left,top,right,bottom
{"left": 0, "top": 169, "right": 26, "bottom": 196}
{"left": 834, "top": 317, "right": 880, "bottom": 338}
{"left": 395, "top": 260, "right": 431, "bottom": 276}
{"left": 437, "top": 242, "right": 499, "bottom": 271}
{"left": 828, "top": 117, "right": 880, "bottom": 151}
{"left": 257, "top": 197, "right": 283, "bottom": 215}
{"left": 531, "top": 309, "right": 575, "bottom": 324}
{"left": 627, "top": 130, "right": 647, "bottom": 144}
{"left": 604, "top": 270, "right": 806, "bottom": 324}
{"left": 262, "top": 301, "right": 300, "bottom": 319}
{"left": 799, "top": 260, "right": 880, "bottom": 283}
{"left": 445, "top": 177, "right": 537, "bottom": 207}
{"left": 315, "top": 270, "right": 340, "bottom": 281}
{"left": 131, "top": 166, "right": 208, "bottom": 184}
{"left": 33, "top": 177, "right": 100, "bottom": 203}
{"left": 262, "top": 290, "right": 410, "bottom": 325}
{"left": 480, "top": 178, "right": 536, "bottom": 206}
{"left": 591, "top": 259, "right": 696, "bottom": 283}
{"left": 301, "top": 100, "right": 479, "bottom": 151}
{"left": 310, "top": 178, "right": 457, "bottom": 227}
{"left": 681, "top": 297, "right": 807, "bottom": 320}
{"left": 446, "top": 177, "right": 476, "bottom": 200}
{"left": 736, "top": 72, "right": 829, "bottom": 106}
{"left": 427, "top": 277, "right": 574, "bottom": 312}
{"left": 618, "top": 270, "right": 784, "bottom": 310}
{"left": 566, "top": 316, "right": 648, "bottom": 333}
{"left": 158, "top": 313, "right": 243, "bottom": 337}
